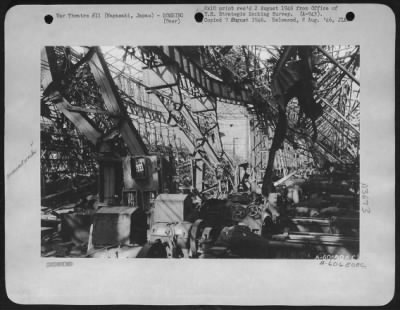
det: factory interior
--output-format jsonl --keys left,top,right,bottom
{"left": 41, "top": 45, "right": 360, "bottom": 259}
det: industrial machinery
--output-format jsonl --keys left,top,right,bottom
{"left": 137, "top": 168, "right": 360, "bottom": 259}
{"left": 144, "top": 194, "right": 196, "bottom": 258}
{"left": 86, "top": 154, "right": 177, "bottom": 257}
{"left": 139, "top": 193, "right": 267, "bottom": 258}
{"left": 40, "top": 45, "right": 361, "bottom": 259}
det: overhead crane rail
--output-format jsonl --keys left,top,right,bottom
{"left": 139, "top": 46, "right": 252, "bottom": 104}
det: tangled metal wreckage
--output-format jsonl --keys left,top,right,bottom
{"left": 41, "top": 45, "right": 360, "bottom": 259}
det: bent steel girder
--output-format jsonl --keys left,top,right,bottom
{"left": 41, "top": 48, "right": 105, "bottom": 143}
{"left": 103, "top": 50, "right": 214, "bottom": 159}
{"left": 105, "top": 62, "right": 183, "bottom": 155}
{"left": 42, "top": 46, "right": 148, "bottom": 158}
{"left": 151, "top": 91, "right": 220, "bottom": 167}
{"left": 41, "top": 48, "right": 100, "bottom": 178}
{"left": 202, "top": 45, "right": 360, "bottom": 165}
{"left": 108, "top": 63, "right": 215, "bottom": 162}
{"left": 139, "top": 46, "right": 251, "bottom": 104}
{"left": 135, "top": 47, "right": 235, "bottom": 173}
{"left": 108, "top": 46, "right": 237, "bottom": 167}
{"left": 85, "top": 47, "right": 148, "bottom": 156}
{"left": 102, "top": 51, "right": 230, "bottom": 188}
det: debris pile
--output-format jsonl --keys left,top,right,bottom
{"left": 41, "top": 194, "right": 99, "bottom": 258}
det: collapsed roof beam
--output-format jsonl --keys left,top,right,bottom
{"left": 85, "top": 47, "right": 148, "bottom": 156}
{"left": 140, "top": 46, "right": 251, "bottom": 103}
{"left": 140, "top": 52, "right": 233, "bottom": 170}
{"left": 41, "top": 48, "right": 103, "bottom": 145}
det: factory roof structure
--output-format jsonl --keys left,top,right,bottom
{"left": 41, "top": 45, "right": 360, "bottom": 193}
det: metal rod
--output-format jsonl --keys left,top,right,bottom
{"left": 317, "top": 46, "right": 360, "bottom": 86}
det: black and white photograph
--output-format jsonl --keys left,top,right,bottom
{"left": 5, "top": 4, "right": 395, "bottom": 305}
{"left": 40, "top": 45, "right": 361, "bottom": 259}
